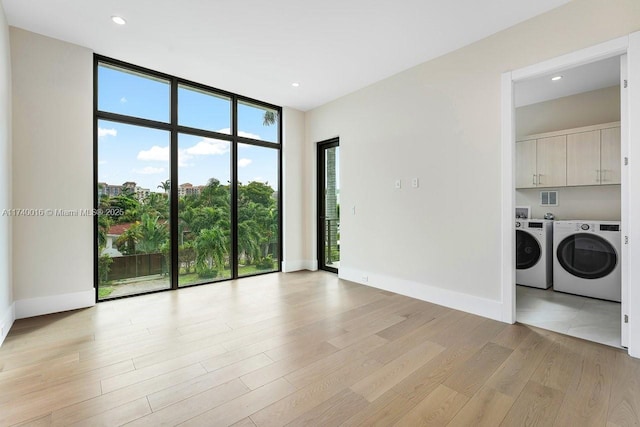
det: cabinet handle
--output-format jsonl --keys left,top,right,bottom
{"left": 596, "top": 169, "right": 600, "bottom": 183}
{"left": 532, "top": 174, "right": 536, "bottom": 185}
{"left": 538, "top": 174, "right": 542, "bottom": 185}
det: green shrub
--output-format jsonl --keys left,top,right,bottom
{"left": 197, "top": 267, "right": 218, "bottom": 279}
{"left": 256, "top": 255, "right": 275, "bottom": 270}
{"left": 98, "top": 254, "right": 113, "bottom": 284}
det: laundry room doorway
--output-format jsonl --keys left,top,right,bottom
{"left": 501, "top": 33, "right": 640, "bottom": 357}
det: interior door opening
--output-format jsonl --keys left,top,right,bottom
{"left": 510, "top": 53, "right": 627, "bottom": 349}
{"left": 317, "top": 138, "right": 340, "bottom": 273}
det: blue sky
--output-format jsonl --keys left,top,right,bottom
{"left": 97, "top": 64, "right": 279, "bottom": 192}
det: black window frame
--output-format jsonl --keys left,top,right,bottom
{"left": 94, "top": 54, "right": 283, "bottom": 302}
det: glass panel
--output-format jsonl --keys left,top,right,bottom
{"left": 237, "top": 101, "right": 279, "bottom": 143}
{"left": 516, "top": 230, "right": 540, "bottom": 270}
{"left": 97, "top": 120, "right": 171, "bottom": 299}
{"left": 177, "top": 133, "right": 232, "bottom": 286}
{"left": 557, "top": 234, "right": 617, "bottom": 279}
{"left": 178, "top": 85, "right": 231, "bottom": 133}
{"left": 324, "top": 146, "right": 340, "bottom": 269}
{"left": 237, "top": 144, "right": 279, "bottom": 276}
{"left": 98, "top": 63, "right": 170, "bottom": 122}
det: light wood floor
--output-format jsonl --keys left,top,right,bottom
{"left": 1, "top": 271, "right": 639, "bottom": 426}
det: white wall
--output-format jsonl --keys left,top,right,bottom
{"left": 305, "top": 0, "right": 640, "bottom": 320}
{"left": 516, "top": 186, "right": 621, "bottom": 221}
{"left": 516, "top": 85, "right": 620, "bottom": 138}
{"left": 0, "top": 3, "right": 13, "bottom": 344}
{"left": 282, "top": 107, "right": 311, "bottom": 271}
{"left": 11, "top": 28, "right": 94, "bottom": 318}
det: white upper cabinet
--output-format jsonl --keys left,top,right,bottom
{"left": 516, "top": 122, "right": 620, "bottom": 189}
{"left": 515, "top": 136, "right": 566, "bottom": 188}
{"left": 516, "top": 139, "right": 537, "bottom": 189}
{"left": 536, "top": 135, "right": 566, "bottom": 188}
{"left": 567, "top": 130, "right": 601, "bottom": 186}
{"left": 601, "top": 127, "right": 621, "bottom": 185}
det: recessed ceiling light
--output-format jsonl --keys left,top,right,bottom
{"left": 291, "top": 82, "right": 300, "bottom": 87}
{"left": 111, "top": 16, "right": 126, "bottom": 25}
{"left": 551, "top": 75, "right": 563, "bottom": 81}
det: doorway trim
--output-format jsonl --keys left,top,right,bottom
{"left": 501, "top": 34, "right": 640, "bottom": 357}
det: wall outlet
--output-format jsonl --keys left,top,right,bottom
{"left": 412, "top": 178, "right": 419, "bottom": 188}
{"left": 394, "top": 179, "right": 401, "bottom": 189}
{"left": 361, "top": 275, "right": 369, "bottom": 283}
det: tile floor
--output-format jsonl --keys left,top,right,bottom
{"left": 516, "top": 285, "right": 622, "bottom": 348}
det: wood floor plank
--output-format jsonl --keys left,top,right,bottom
{"left": 393, "top": 384, "right": 468, "bottom": 427}
{"left": 0, "top": 376, "right": 102, "bottom": 426}
{"left": 69, "top": 397, "right": 151, "bottom": 427}
{"left": 553, "top": 343, "right": 615, "bottom": 427}
{"left": 127, "top": 378, "right": 249, "bottom": 426}
{"left": 50, "top": 364, "right": 207, "bottom": 425}
{"left": 447, "top": 386, "right": 514, "bottom": 427}
{"left": 180, "top": 378, "right": 297, "bottom": 427}
{"left": 284, "top": 388, "right": 368, "bottom": 427}
{"left": 530, "top": 333, "right": 582, "bottom": 393}
{"left": 350, "top": 340, "right": 445, "bottom": 402}
{"left": 607, "top": 350, "right": 640, "bottom": 427}
{"left": 500, "top": 380, "right": 563, "bottom": 427}
{"left": 341, "top": 392, "right": 415, "bottom": 427}
{"left": 443, "top": 342, "right": 513, "bottom": 397}
{"left": 146, "top": 353, "right": 273, "bottom": 411}
{"left": 240, "top": 342, "right": 337, "bottom": 390}
{"left": 250, "top": 356, "right": 384, "bottom": 427}
{"left": 484, "top": 329, "right": 553, "bottom": 397}
{"left": 284, "top": 334, "right": 388, "bottom": 389}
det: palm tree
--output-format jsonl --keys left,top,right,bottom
{"left": 237, "top": 220, "right": 261, "bottom": 264}
{"left": 136, "top": 213, "right": 169, "bottom": 254}
{"left": 157, "top": 179, "right": 171, "bottom": 194}
{"left": 263, "top": 110, "right": 278, "bottom": 126}
{"left": 195, "top": 227, "right": 228, "bottom": 271}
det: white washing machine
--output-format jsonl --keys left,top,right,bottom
{"left": 553, "top": 220, "right": 621, "bottom": 302}
{"left": 516, "top": 219, "right": 553, "bottom": 289}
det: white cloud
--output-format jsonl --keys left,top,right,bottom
{"left": 138, "top": 145, "right": 169, "bottom": 162}
{"left": 98, "top": 160, "right": 108, "bottom": 165}
{"left": 120, "top": 97, "right": 127, "bottom": 103}
{"left": 216, "top": 128, "right": 261, "bottom": 140}
{"left": 98, "top": 127, "right": 117, "bottom": 138}
{"left": 133, "top": 166, "right": 165, "bottom": 175}
{"left": 185, "top": 138, "right": 230, "bottom": 156}
{"left": 238, "top": 158, "right": 252, "bottom": 168}
{"left": 137, "top": 145, "right": 192, "bottom": 167}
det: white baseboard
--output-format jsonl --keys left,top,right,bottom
{"left": 0, "top": 302, "right": 15, "bottom": 347}
{"left": 15, "top": 289, "right": 95, "bottom": 320}
{"left": 339, "top": 267, "right": 503, "bottom": 322}
{"left": 282, "top": 260, "right": 318, "bottom": 272}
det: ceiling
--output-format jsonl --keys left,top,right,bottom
{"left": 2, "top": 0, "right": 569, "bottom": 111}
{"left": 515, "top": 55, "right": 621, "bottom": 107}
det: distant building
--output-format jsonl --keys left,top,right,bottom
{"left": 178, "top": 183, "right": 204, "bottom": 197}
{"left": 98, "top": 181, "right": 150, "bottom": 201}
{"left": 135, "top": 186, "right": 150, "bottom": 201}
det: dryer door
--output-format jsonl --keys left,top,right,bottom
{"left": 556, "top": 233, "right": 617, "bottom": 279}
{"left": 516, "top": 230, "right": 541, "bottom": 270}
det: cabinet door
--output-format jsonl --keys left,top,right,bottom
{"left": 566, "top": 130, "right": 600, "bottom": 186}
{"left": 601, "top": 127, "right": 621, "bottom": 184}
{"left": 536, "top": 135, "right": 566, "bottom": 187}
{"left": 516, "top": 140, "right": 537, "bottom": 189}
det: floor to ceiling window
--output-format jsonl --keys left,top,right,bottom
{"left": 95, "top": 56, "right": 281, "bottom": 301}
